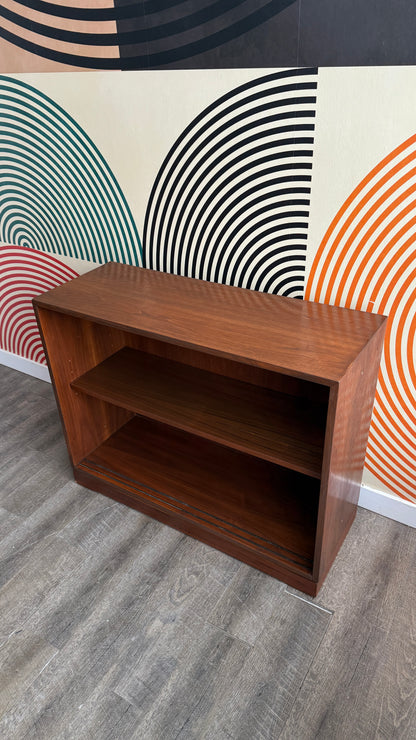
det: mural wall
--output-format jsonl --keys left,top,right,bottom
{"left": 1, "top": 2, "right": 416, "bottom": 505}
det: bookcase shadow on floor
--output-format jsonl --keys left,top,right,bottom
{"left": 33, "top": 263, "right": 387, "bottom": 596}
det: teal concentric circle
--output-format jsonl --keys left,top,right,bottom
{"left": 0, "top": 76, "right": 142, "bottom": 265}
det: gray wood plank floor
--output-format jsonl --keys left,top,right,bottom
{"left": 1, "top": 364, "right": 415, "bottom": 739}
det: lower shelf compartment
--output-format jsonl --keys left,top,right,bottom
{"left": 76, "top": 416, "right": 320, "bottom": 578}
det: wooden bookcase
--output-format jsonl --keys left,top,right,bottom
{"left": 33, "top": 263, "right": 387, "bottom": 596}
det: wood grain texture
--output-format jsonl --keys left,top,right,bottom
{"left": 0, "top": 479, "right": 91, "bottom": 589}
{"left": 72, "top": 347, "right": 326, "bottom": 477}
{"left": 1, "top": 365, "right": 416, "bottom": 740}
{"left": 313, "top": 324, "right": 387, "bottom": 583}
{"left": 77, "top": 416, "right": 320, "bottom": 574}
{"left": 33, "top": 262, "right": 386, "bottom": 384}
{"left": 33, "top": 308, "right": 132, "bottom": 466}
{"left": 0, "top": 507, "right": 22, "bottom": 542}
{"left": 0, "top": 458, "right": 72, "bottom": 519}
{"left": 184, "top": 592, "right": 330, "bottom": 740}
{"left": 0, "top": 631, "right": 58, "bottom": 716}
{"left": 126, "top": 333, "right": 331, "bottom": 403}
{"left": 206, "top": 566, "right": 287, "bottom": 645}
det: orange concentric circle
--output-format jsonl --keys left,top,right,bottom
{"left": 306, "top": 134, "right": 416, "bottom": 502}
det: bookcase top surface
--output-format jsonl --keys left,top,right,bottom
{"left": 34, "top": 262, "right": 387, "bottom": 383}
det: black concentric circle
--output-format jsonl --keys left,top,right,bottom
{"left": 144, "top": 68, "right": 318, "bottom": 298}
{"left": 0, "top": 0, "right": 297, "bottom": 70}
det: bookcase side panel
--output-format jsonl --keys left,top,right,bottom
{"left": 313, "top": 324, "right": 387, "bottom": 584}
{"left": 35, "top": 307, "right": 133, "bottom": 466}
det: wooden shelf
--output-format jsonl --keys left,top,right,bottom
{"left": 77, "top": 416, "right": 320, "bottom": 575}
{"left": 33, "top": 263, "right": 387, "bottom": 595}
{"left": 71, "top": 347, "right": 327, "bottom": 478}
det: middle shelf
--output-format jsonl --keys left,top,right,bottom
{"left": 71, "top": 346, "right": 327, "bottom": 478}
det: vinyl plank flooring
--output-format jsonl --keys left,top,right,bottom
{"left": 24, "top": 515, "right": 184, "bottom": 650}
{"left": 115, "top": 608, "right": 251, "bottom": 740}
{"left": 159, "top": 538, "right": 242, "bottom": 618}
{"left": 0, "top": 534, "right": 239, "bottom": 738}
{"left": 0, "top": 447, "right": 51, "bottom": 493}
{"left": 372, "top": 514, "right": 416, "bottom": 634}
{"left": 56, "top": 491, "right": 153, "bottom": 556}
{"left": 1, "top": 364, "right": 416, "bottom": 740}
{"left": 0, "top": 456, "right": 72, "bottom": 517}
{"left": 0, "top": 364, "right": 51, "bottom": 399}
{"left": 280, "top": 511, "right": 416, "bottom": 740}
{"left": 206, "top": 565, "right": 287, "bottom": 645}
{"left": 1, "top": 392, "right": 55, "bottom": 442}
{"left": 0, "top": 506, "right": 22, "bottom": 541}
{"left": 0, "top": 629, "right": 58, "bottom": 715}
{"left": 0, "top": 534, "right": 84, "bottom": 637}
{"left": 1, "top": 378, "right": 63, "bottom": 460}
{"left": 0, "top": 516, "right": 244, "bottom": 737}
{"left": 363, "top": 624, "right": 416, "bottom": 739}
{"left": 0, "top": 366, "right": 40, "bottom": 413}
{"left": 64, "top": 690, "right": 142, "bottom": 740}
{"left": 0, "top": 598, "right": 147, "bottom": 739}
{"left": 0, "top": 480, "right": 95, "bottom": 588}
{"left": 0, "top": 412, "right": 36, "bottom": 456}
{"left": 329, "top": 622, "right": 416, "bottom": 740}
{"left": 178, "top": 591, "right": 330, "bottom": 740}
{"left": 26, "top": 406, "right": 66, "bottom": 455}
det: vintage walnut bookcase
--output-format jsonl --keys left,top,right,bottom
{"left": 33, "top": 263, "right": 386, "bottom": 596}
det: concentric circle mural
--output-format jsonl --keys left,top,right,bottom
{"left": 0, "top": 76, "right": 142, "bottom": 265}
{"left": 0, "top": 0, "right": 297, "bottom": 70}
{"left": 145, "top": 67, "right": 317, "bottom": 297}
{"left": 0, "top": 246, "right": 78, "bottom": 364}
{"left": 307, "top": 134, "right": 416, "bottom": 503}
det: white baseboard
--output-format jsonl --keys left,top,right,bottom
{"left": 359, "top": 484, "right": 416, "bottom": 528}
{"left": 0, "top": 349, "right": 51, "bottom": 382}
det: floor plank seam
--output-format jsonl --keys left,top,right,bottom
{"left": 0, "top": 531, "right": 87, "bottom": 595}
{"left": 347, "top": 630, "right": 372, "bottom": 688}
{"left": 104, "top": 696, "right": 134, "bottom": 740}
{"left": 0, "top": 627, "right": 23, "bottom": 649}
{"left": 277, "top": 600, "right": 333, "bottom": 739}
{"left": 2, "top": 527, "right": 67, "bottom": 564}
{"left": 284, "top": 589, "right": 333, "bottom": 615}
{"left": 172, "top": 691, "right": 208, "bottom": 740}
{"left": 34, "top": 650, "right": 59, "bottom": 680}
{"left": 203, "top": 618, "right": 254, "bottom": 649}
{"left": 53, "top": 501, "right": 121, "bottom": 543}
